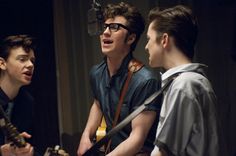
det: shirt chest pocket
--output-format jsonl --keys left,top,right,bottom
{"left": 119, "top": 103, "right": 129, "bottom": 121}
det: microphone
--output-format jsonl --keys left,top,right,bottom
{"left": 87, "top": 0, "right": 104, "bottom": 36}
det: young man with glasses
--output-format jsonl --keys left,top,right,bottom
{"left": 77, "top": 2, "right": 162, "bottom": 156}
{"left": 145, "top": 5, "right": 225, "bottom": 156}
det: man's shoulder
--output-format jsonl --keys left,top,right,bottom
{"left": 171, "top": 72, "right": 214, "bottom": 97}
{"left": 90, "top": 61, "right": 106, "bottom": 75}
{"left": 174, "top": 72, "right": 209, "bottom": 87}
{"left": 134, "top": 65, "right": 159, "bottom": 81}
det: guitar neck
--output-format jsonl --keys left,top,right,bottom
{"left": 0, "top": 105, "right": 69, "bottom": 156}
{"left": 0, "top": 105, "right": 26, "bottom": 147}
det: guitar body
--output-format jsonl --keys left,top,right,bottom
{"left": 95, "top": 116, "right": 107, "bottom": 153}
{"left": 84, "top": 150, "right": 105, "bottom": 156}
{"left": 95, "top": 126, "right": 106, "bottom": 153}
{"left": 93, "top": 151, "right": 105, "bottom": 156}
{"left": 82, "top": 116, "right": 107, "bottom": 156}
{"left": 96, "top": 116, "right": 106, "bottom": 142}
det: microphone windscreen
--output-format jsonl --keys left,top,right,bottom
{"left": 87, "top": 5, "right": 104, "bottom": 36}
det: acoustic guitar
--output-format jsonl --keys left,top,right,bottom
{"left": 96, "top": 116, "right": 106, "bottom": 142}
{"left": 94, "top": 116, "right": 107, "bottom": 154}
{"left": 0, "top": 105, "right": 69, "bottom": 156}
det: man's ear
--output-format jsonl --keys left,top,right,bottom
{"left": 161, "top": 33, "right": 169, "bottom": 48}
{"left": 0, "top": 57, "right": 6, "bottom": 70}
{"left": 127, "top": 33, "right": 136, "bottom": 45}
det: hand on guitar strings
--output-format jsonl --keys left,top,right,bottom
{"left": 0, "top": 132, "right": 34, "bottom": 156}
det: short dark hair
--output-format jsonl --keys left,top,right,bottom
{"left": 0, "top": 34, "right": 36, "bottom": 60}
{"left": 148, "top": 5, "right": 198, "bottom": 59}
{"left": 104, "top": 2, "right": 145, "bottom": 52}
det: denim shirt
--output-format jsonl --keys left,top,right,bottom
{"left": 90, "top": 53, "right": 162, "bottom": 150}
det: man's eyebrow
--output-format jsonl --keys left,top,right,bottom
{"left": 16, "top": 54, "right": 28, "bottom": 58}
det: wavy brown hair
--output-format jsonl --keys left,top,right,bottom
{"left": 104, "top": 2, "right": 145, "bottom": 52}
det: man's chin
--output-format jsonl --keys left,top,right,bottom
{"left": 22, "top": 80, "right": 31, "bottom": 86}
{"left": 149, "top": 62, "right": 158, "bottom": 68}
{"left": 101, "top": 49, "right": 110, "bottom": 53}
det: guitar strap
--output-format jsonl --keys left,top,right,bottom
{"left": 105, "top": 59, "right": 144, "bottom": 154}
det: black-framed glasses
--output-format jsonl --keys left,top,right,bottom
{"left": 103, "top": 23, "right": 130, "bottom": 32}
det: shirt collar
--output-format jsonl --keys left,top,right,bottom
{"left": 0, "top": 88, "right": 11, "bottom": 109}
{"left": 104, "top": 52, "right": 133, "bottom": 76}
{"left": 161, "top": 63, "right": 208, "bottom": 83}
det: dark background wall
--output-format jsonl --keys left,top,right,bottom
{"left": 1, "top": 0, "right": 235, "bottom": 155}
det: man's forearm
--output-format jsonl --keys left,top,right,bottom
{"left": 84, "top": 100, "right": 103, "bottom": 138}
{"left": 107, "top": 111, "right": 157, "bottom": 156}
{"left": 106, "top": 137, "right": 143, "bottom": 156}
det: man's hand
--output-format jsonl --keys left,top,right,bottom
{"left": 0, "top": 132, "right": 34, "bottom": 156}
{"left": 20, "top": 132, "right": 32, "bottom": 139}
{"left": 0, "top": 143, "right": 34, "bottom": 156}
{"left": 77, "top": 133, "right": 93, "bottom": 156}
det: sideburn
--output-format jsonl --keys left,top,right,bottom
{"left": 124, "top": 32, "right": 131, "bottom": 44}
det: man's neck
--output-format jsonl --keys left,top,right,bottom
{"left": 106, "top": 53, "right": 129, "bottom": 77}
{"left": 164, "top": 49, "right": 191, "bottom": 70}
{"left": 0, "top": 78, "right": 20, "bottom": 100}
